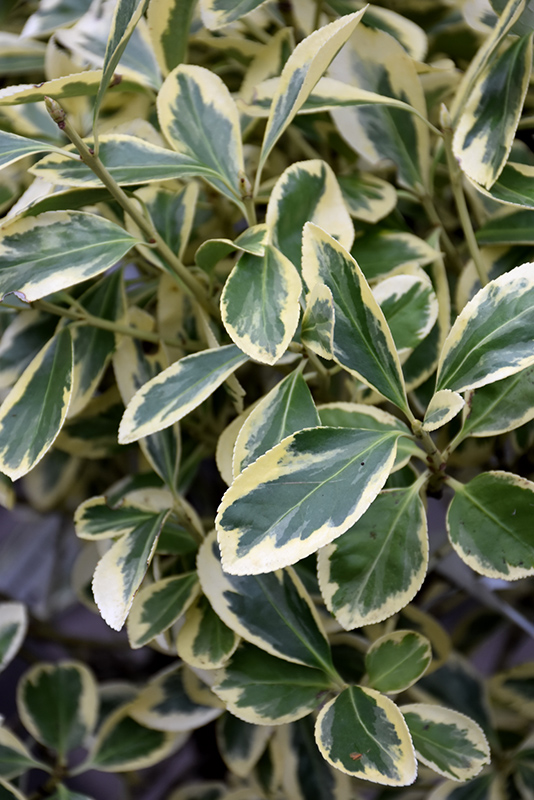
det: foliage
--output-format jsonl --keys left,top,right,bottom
{"left": 0, "top": 0, "right": 533, "bottom": 798}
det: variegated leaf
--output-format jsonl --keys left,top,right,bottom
{"left": 0, "top": 129, "right": 77, "bottom": 172}
{"left": 436, "top": 263, "right": 534, "bottom": 392}
{"left": 86, "top": 706, "right": 180, "bottom": 772}
{"left": 0, "top": 70, "right": 113, "bottom": 106}
{"left": 92, "top": 510, "right": 170, "bottom": 630}
{"left": 74, "top": 496, "right": 156, "bottom": 540}
{"left": 147, "top": 0, "right": 197, "bottom": 73}
{"left": 0, "top": 727, "right": 48, "bottom": 779}
{"left": 220, "top": 245, "right": 301, "bottom": 364}
{"left": 21, "top": 0, "right": 87, "bottom": 36}
{"left": 491, "top": 662, "right": 534, "bottom": 719}
{"left": 423, "top": 390, "right": 465, "bottom": 432}
{"left": 427, "top": 773, "right": 500, "bottom": 800}
{"left": 0, "top": 778, "right": 28, "bottom": 799}
{"left": 17, "top": 661, "right": 98, "bottom": 757}
{"left": 130, "top": 664, "right": 222, "bottom": 731}
{"left": 216, "top": 714, "right": 271, "bottom": 777}
{"left": 301, "top": 283, "right": 335, "bottom": 360}
{"left": 127, "top": 573, "right": 200, "bottom": 649}
{"left": 0, "top": 329, "right": 72, "bottom": 481}
{"left": 315, "top": 686, "right": 417, "bottom": 785}
{"left": 0, "top": 211, "right": 138, "bottom": 302}
{"left": 233, "top": 368, "right": 320, "bottom": 476}
{"left": 363, "top": 4, "right": 427, "bottom": 61}
{"left": 366, "top": 631, "right": 432, "bottom": 694}
{"left": 0, "top": 33, "right": 46, "bottom": 74}
{"left": 318, "top": 485, "right": 428, "bottom": 630}
{"left": 401, "top": 704, "right": 490, "bottom": 781}
{"left": 339, "top": 173, "right": 397, "bottom": 224}
{"left": 302, "top": 223, "right": 408, "bottom": 411}
{"left": 453, "top": 34, "right": 532, "bottom": 189}
{"left": 257, "top": 9, "right": 366, "bottom": 182}
{"left": 447, "top": 471, "right": 534, "bottom": 579}
{"left": 157, "top": 65, "right": 245, "bottom": 207}
{"left": 200, "top": 0, "right": 270, "bottom": 30}
{"left": 197, "top": 531, "right": 333, "bottom": 671}
{"left": 352, "top": 231, "right": 439, "bottom": 282}
{"left": 119, "top": 345, "right": 248, "bottom": 444}
{"left": 265, "top": 160, "right": 353, "bottom": 273}
{"left": 216, "top": 425, "right": 400, "bottom": 576}
{"left": 373, "top": 274, "right": 438, "bottom": 360}
{"left": 476, "top": 208, "right": 534, "bottom": 245}
{"left": 0, "top": 603, "right": 27, "bottom": 673}
{"left": 329, "top": 25, "right": 429, "bottom": 190}
{"left": 0, "top": 311, "right": 57, "bottom": 391}
{"left": 177, "top": 595, "right": 240, "bottom": 669}
{"left": 461, "top": 365, "right": 534, "bottom": 437}
{"left": 213, "top": 644, "right": 331, "bottom": 726}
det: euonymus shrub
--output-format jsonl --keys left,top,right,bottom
{"left": 1, "top": 0, "right": 534, "bottom": 796}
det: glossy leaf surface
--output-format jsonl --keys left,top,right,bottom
{"left": 366, "top": 630, "right": 432, "bottom": 693}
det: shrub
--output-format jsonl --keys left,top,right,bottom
{"left": 0, "top": 0, "right": 534, "bottom": 798}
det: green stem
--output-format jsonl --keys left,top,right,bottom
{"left": 419, "top": 192, "right": 463, "bottom": 275}
{"left": 441, "top": 109, "right": 489, "bottom": 286}
{"left": 44, "top": 97, "right": 217, "bottom": 317}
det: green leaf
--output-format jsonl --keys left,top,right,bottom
{"left": 0, "top": 779, "right": 27, "bottom": 800}
{"left": 0, "top": 211, "right": 138, "bottom": 302}
{"left": 217, "top": 425, "right": 400, "bottom": 575}
{"left": 177, "top": 595, "right": 240, "bottom": 669}
{"left": 0, "top": 35, "right": 45, "bottom": 75}
{"left": 92, "top": 510, "right": 170, "bottom": 630}
{"left": 373, "top": 273, "right": 439, "bottom": 360}
{"left": 74, "top": 496, "right": 156, "bottom": 540}
{"left": 257, "top": 9, "right": 366, "bottom": 181}
{"left": 31, "top": 135, "right": 221, "bottom": 187}
{"left": 220, "top": 245, "right": 301, "bottom": 364}
{"left": 17, "top": 661, "right": 98, "bottom": 757}
{"left": 447, "top": 471, "right": 534, "bottom": 579}
{"left": 147, "top": 0, "right": 197, "bottom": 72}
{"left": 366, "top": 631, "right": 432, "bottom": 693}
{"left": 233, "top": 368, "right": 320, "bottom": 475}
{"left": 401, "top": 704, "right": 490, "bottom": 781}
{"left": 0, "top": 603, "right": 27, "bottom": 673}
{"left": 21, "top": 0, "right": 87, "bottom": 36}
{"left": 216, "top": 713, "right": 271, "bottom": 777}
{"left": 453, "top": 34, "right": 532, "bottom": 189}
{"left": 423, "top": 390, "right": 465, "bottom": 433}
{"left": 48, "top": 788, "right": 94, "bottom": 800}
{"left": 0, "top": 728, "right": 48, "bottom": 779}
{"left": 127, "top": 573, "right": 200, "bottom": 649}
{"left": 0, "top": 129, "right": 76, "bottom": 172}
{"left": 130, "top": 664, "right": 222, "bottom": 731}
{"left": 197, "top": 531, "right": 333, "bottom": 671}
{"left": 361, "top": 4, "right": 427, "bottom": 60}
{"left": 436, "top": 263, "right": 534, "bottom": 392}
{"left": 315, "top": 686, "right": 417, "bottom": 785}
{"left": 469, "top": 161, "right": 534, "bottom": 208}
{"left": 265, "top": 160, "right": 354, "bottom": 273}
{"left": 213, "top": 644, "right": 331, "bottom": 726}
{"left": 339, "top": 173, "right": 397, "bottom": 225}
{"left": 476, "top": 209, "right": 534, "bottom": 245}
{"left": 0, "top": 329, "right": 73, "bottom": 481}
{"left": 119, "top": 345, "right": 248, "bottom": 444}
{"left": 200, "top": 0, "right": 269, "bottom": 29}
{"left": 491, "top": 662, "right": 534, "bottom": 719}
{"left": 87, "top": 707, "right": 179, "bottom": 771}
{"left": 157, "top": 65, "right": 245, "bottom": 208}
{"left": 0, "top": 71, "right": 117, "bottom": 106}
{"left": 318, "top": 485, "right": 428, "bottom": 629}
{"left": 351, "top": 231, "right": 438, "bottom": 282}
{"left": 0, "top": 311, "right": 57, "bottom": 390}
{"left": 302, "top": 223, "right": 408, "bottom": 411}
{"left": 461, "top": 366, "right": 534, "bottom": 437}
{"left": 301, "top": 283, "right": 335, "bottom": 360}
{"left": 329, "top": 25, "right": 429, "bottom": 190}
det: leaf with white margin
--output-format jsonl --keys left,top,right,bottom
{"left": 362, "top": 4, "right": 427, "bottom": 61}
{"left": 373, "top": 273, "right": 438, "bottom": 360}
{"left": 216, "top": 425, "right": 400, "bottom": 576}
{"left": 469, "top": 161, "right": 534, "bottom": 209}
{"left": 0, "top": 311, "right": 57, "bottom": 391}
{"left": 130, "top": 664, "right": 222, "bottom": 731}
{"left": 461, "top": 365, "right": 534, "bottom": 437}
{"left": 127, "top": 573, "right": 200, "bottom": 649}
{"left": 318, "top": 484, "right": 428, "bottom": 630}
{"left": 119, "top": 345, "right": 248, "bottom": 444}
{"left": 0, "top": 727, "right": 48, "bottom": 779}
{"left": 256, "top": 9, "right": 366, "bottom": 184}
{"left": 220, "top": 245, "right": 301, "bottom": 365}
{"left": 0, "top": 70, "right": 114, "bottom": 106}
{"left": 148, "top": 0, "right": 197, "bottom": 73}
{"left": 301, "top": 283, "right": 335, "bottom": 360}
{"left": 401, "top": 704, "right": 490, "bottom": 781}
{"left": 212, "top": 644, "right": 331, "bottom": 726}
{"left": 92, "top": 510, "right": 170, "bottom": 631}
{"left": 157, "top": 65, "right": 245, "bottom": 207}
{"left": 177, "top": 595, "right": 240, "bottom": 670}
{"left": 233, "top": 368, "right": 320, "bottom": 476}
{"left": 351, "top": 231, "right": 439, "bottom": 282}
{"left": 0, "top": 129, "right": 78, "bottom": 172}
{"left": 74, "top": 496, "right": 157, "bottom": 540}
{"left": 200, "top": 0, "right": 271, "bottom": 30}
{"left": 453, "top": 34, "right": 532, "bottom": 189}
{"left": 17, "top": 661, "right": 98, "bottom": 758}
{"left": 217, "top": 714, "right": 271, "bottom": 778}
{"left": 197, "top": 531, "right": 333, "bottom": 672}
{"left": 315, "top": 686, "right": 417, "bottom": 785}
{"left": 216, "top": 405, "right": 258, "bottom": 487}
{"left": 436, "top": 262, "right": 534, "bottom": 393}
{"left": 0, "top": 778, "right": 27, "bottom": 799}
{"left": 0, "top": 329, "right": 72, "bottom": 481}
{"left": 0, "top": 211, "right": 138, "bottom": 303}
{"left": 447, "top": 471, "right": 534, "bottom": 579}
{"left": 21, "top": 0, "right": 87, "bottom": 37}
{"left": 0, "top": 603, "right": 27, "bottom": 673}
{"left": 85, "top": 706, "right": 181, "bottom": 772}
{"left": 366, "top": 631, "right": 432, "bottom": 694}
{"left": 423, "top": 391, "right": 465, "bottom": 432}
{"left": 302, "top": 223, "right": 408, "bottom": 412}
{"left": 338, "top": 174, "right": 397, "bottom": 225}
{"left": 265, "top": 160, "right": 353, "bottom": 273}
